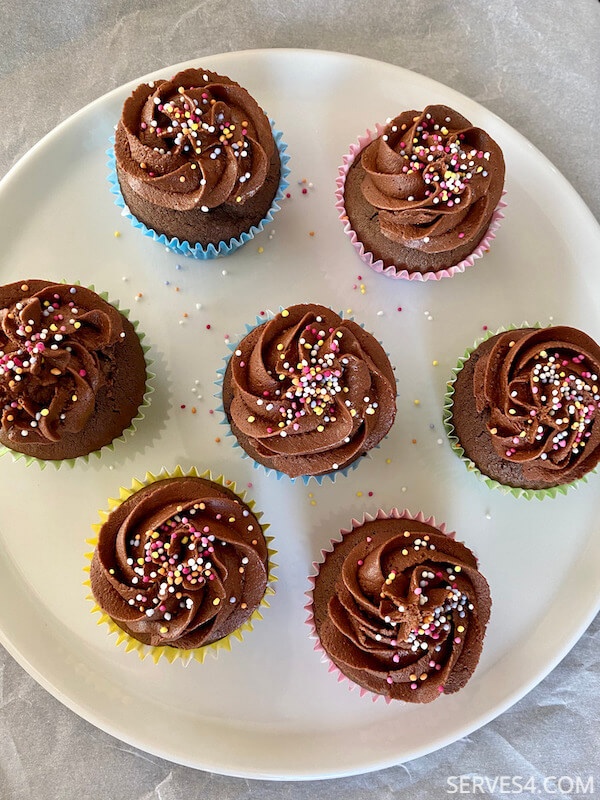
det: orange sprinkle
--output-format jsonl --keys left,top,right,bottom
{"left": 412, "top": 439, "right": 417, "bottom": 444}
{"left": 191, "top": 407, "right": 197, "bottom": 414}
{"left": 215, "top": 437, "right": 221, "bottom": 443}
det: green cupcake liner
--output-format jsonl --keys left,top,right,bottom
{"left": 0, "top": 282, "right": 154, "bottom": 470}
{"left": 442, "top": 322, "right": 596, "bottom": 500}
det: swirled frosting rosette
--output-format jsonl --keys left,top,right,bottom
{"left": 0, "top": 279, "right": 150, "bottom": 466}
{"left": 220, "top": 304, "right": 397, "bottom": 480}
{"left": 85, "top": 467, "right": 276, "bottom": 664}
{"left": 110, "top": 67, "right": 289, "bottom": 258}
{"left": 444, "top": 325, "right": 600, "bottom": 497}
{"left": 337, "top": 105, "right": 506, "bottom": 280}
{"left": 307, "top": 509, "right": 491, "bottom": 703}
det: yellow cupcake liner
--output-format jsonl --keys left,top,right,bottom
{"left": 0, "top": 281, "right": 154, "bottom": 470}
{"left": 83, "top": 465, "right": 276, "bottom": 665}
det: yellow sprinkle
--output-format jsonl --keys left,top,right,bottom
{"left": 360, "top": 284, "right": 366, "bottom": 294}
{"left": 258, "top": 246, "right": 264, "bottom": 254}
{"left": 317, "top": 425, "right": 324, "bottom": 432}
{"left": 356, "top": 491, "right": 363, "bottom": 497}
{"left": 73, "top": 322, "right": 81, "bottom": 329}
{"left": 346, "top": 308, "right": 352, "bottom": 314}
{"left": 228, "top": 517, "right": 236, "bottom": 523}
{"left": 310, "top": 500, "right": 316, "bottom": 506}
{"left": 281, "top": 309, "right": 289, "bottom": 317}
{"left": 114, "top": 231, "right": 121, "bottom": 238}
{"left": 20, "top": 284, "right": 29, "bottom": 291}
{"left": 308, "top": 493, "right": 313, "bottom": 498}
{"left": 40, "top": 409, "right": 49, "bottom": 417}
{"left": 457, "top": 625, "right": 465, "bottom": 633}
{"left": 409, "top": 673, "right": 417, "bottom": 681}
{"left": 432, "top": 360, "right": 439, "bottom": 367}
{"left": 71, "top": 395, "right": 77, "bottom": 402}
{"left": 414, "top": 399, "right": 420, "bottom": 406}
{"left": 179, "top": 176, "right": 186, "bottom": 182}
{"left": 160, "top": 626, "right": 168, "bottom": 634}
{"left": 454, "top": 566, "right": 461, "bottom": 572}
{"left": 247, "top": 416, "right": 255, "bottom": 423}
{"left": 402, "top": 548, "right": 408, "bottom": 555}
{"left": 385, "top": 458, "right": 392, "bottom": 464}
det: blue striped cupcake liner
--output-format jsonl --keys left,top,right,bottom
{"left": 106, "top": 122, "right": 290, "bottom": 259}
{"left": 215, "top": 309, "right": 395, "bottom": 485}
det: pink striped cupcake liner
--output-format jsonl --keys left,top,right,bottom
{"left": 335, "top": 123, "right": 507, "bottom": 282}
{"left": 305, "top": 508, "right": 456, "bottom": 703}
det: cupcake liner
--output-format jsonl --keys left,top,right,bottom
{"left": 215, "top": 308, "right": 395, "bottom": 485}
{"left": 0, "top": 282, "right": 154, "bottom": 470}
{"left": 443, "top": 323, "right": 596, "bottom": 500}
{"left": 305, "top": 508, "right": 455, "bottom": 703}
{"left": 83, "top": 465, "right": 277, "bottom": 665}
{"left": 335, "top": 123, "right": 507, "bottom": 282}
{"left": 107, "top": 122, "right": 290, "bottom": 259}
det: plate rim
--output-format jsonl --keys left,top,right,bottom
{"left": 1, "top": 47, "right": 599, "bottom": 781}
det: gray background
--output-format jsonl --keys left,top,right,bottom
{"left": 1, "top": 1, "right": 599, "bottom": 798}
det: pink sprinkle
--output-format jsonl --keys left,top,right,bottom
{"left": 410, "top": 683, "right": 417, "bottom": 690}
{"left": 454, "top": 637, "right": 461, "bottom": 644}
{"left": 386, "top": 676, "right": 393, "bottom": 684}
{"left": 247, "top": 482, "right": 253, "bottom": 488}
{"left": 393, "top": 654, "right": 400, "bottom": 663}
{"left": 357, "top": 559, "right": 363, "bottom": 566}
{"left": 414, "top": 587, "right": 422, "bottom": 595}
{"left": 79, "top": 369, "right": 86, "bottom": 377}
{"left": 438, "top": 685, "right": 444, "bottom": 693}
{"left": 458, "top": 232, "right": 465, "bottom": 239}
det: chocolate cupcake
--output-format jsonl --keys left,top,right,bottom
{"left": 309, "top": 510, "right": 491, "bottom": 703}
{"left": 221, "top": 304, "right": 397, "bottom": 480}
{"left": 88, "top": 468, "right": 274, "bottom": 662}
{"left": 0, "top": 280, "right": 148, "bottom": 463}
{"left": 445, "top": 325, "right": 600, "bottom": 494}
{"left": 338, "top": 105, "right": 505, "bottom": 279}
{"left": 112, "top": 67, "right": 287, "bottom": 257}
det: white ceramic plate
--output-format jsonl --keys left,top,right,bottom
{"left": 0, "top": 49, "right": 599, "bottom": 781}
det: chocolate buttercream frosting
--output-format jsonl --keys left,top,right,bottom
{"left": 90, "top": 477, "right": 269, "bottom": 649}
{"left": 0, "top": 280, "right": 146, "bottom": 460}
{"left": 114, "top": 68, "right": 281, "bottom": 246}
{"left": 312, "top": 515, "right": 491, "bottom": 702}
{"left": 451, "top": 326, "right": 600, "bottom": 490}
{"left": 343, "top": 104, "right": 505, "bottom": 274}
{"left": 222, "top": 304, "right": 397, "bottom": 478}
